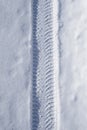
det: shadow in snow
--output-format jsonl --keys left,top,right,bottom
{"left": 31, "top": 0, "right": 40, "bottom": 130}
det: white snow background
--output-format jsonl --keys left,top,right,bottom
{"left": 0, "top": 0, "right": 31, "bottom": 129}
{"left": 0, "top": 0, "right": 87, "bottom": 130}
{"left": 60, "top": 0, "right": 87, "bottom": 130}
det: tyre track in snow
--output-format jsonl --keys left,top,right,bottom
{"left": 31, "top": 0, "right": 60, "bottom": 130}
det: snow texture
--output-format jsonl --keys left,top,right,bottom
{"left": 59, "top": 0, "right": 87, "bottom": 130}
{"left": 31, "top": 0, "right": 60, "bottom": 130}
{"left": 0, "top": 0, "right": 87, "bottom": 130}
{"left": 0, "top": 0, "right": 31, "bottom": 129}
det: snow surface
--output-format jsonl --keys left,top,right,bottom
{"left": 31, "top": 0, "right": 60, "bottom": 130}
{"left": 0, "top": 0, "right": 87, "bottom": 130}
{"left": 59, "top": 0, "right": 87, "bottom": 130}
{"left": 0, "top": 0, "right": 31, "bottom": 129}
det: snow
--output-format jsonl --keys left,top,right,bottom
{"left": 0, "top": 0, "right": 87, "bottom": 130}
{"left": 59, "top": 0, "right": 87, "bottom": 130}
{"left": 31, "top": 0, "right": 60, "bottom": 130}
{"left": 52, "top": 0, "right": 60, "bottom": 129}
{"left": 0, "top": 0, "right": 31, "bottom": 129}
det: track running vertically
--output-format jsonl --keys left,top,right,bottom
{"left": 31, "top": 0, "right": 60, "bottom": 130}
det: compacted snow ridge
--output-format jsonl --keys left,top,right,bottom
{"left": 31, "top": 0, "right": 60, "bottom": 130}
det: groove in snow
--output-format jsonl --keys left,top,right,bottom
{"left": 31, "top": 0, "right": 60, "bottom": 130}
